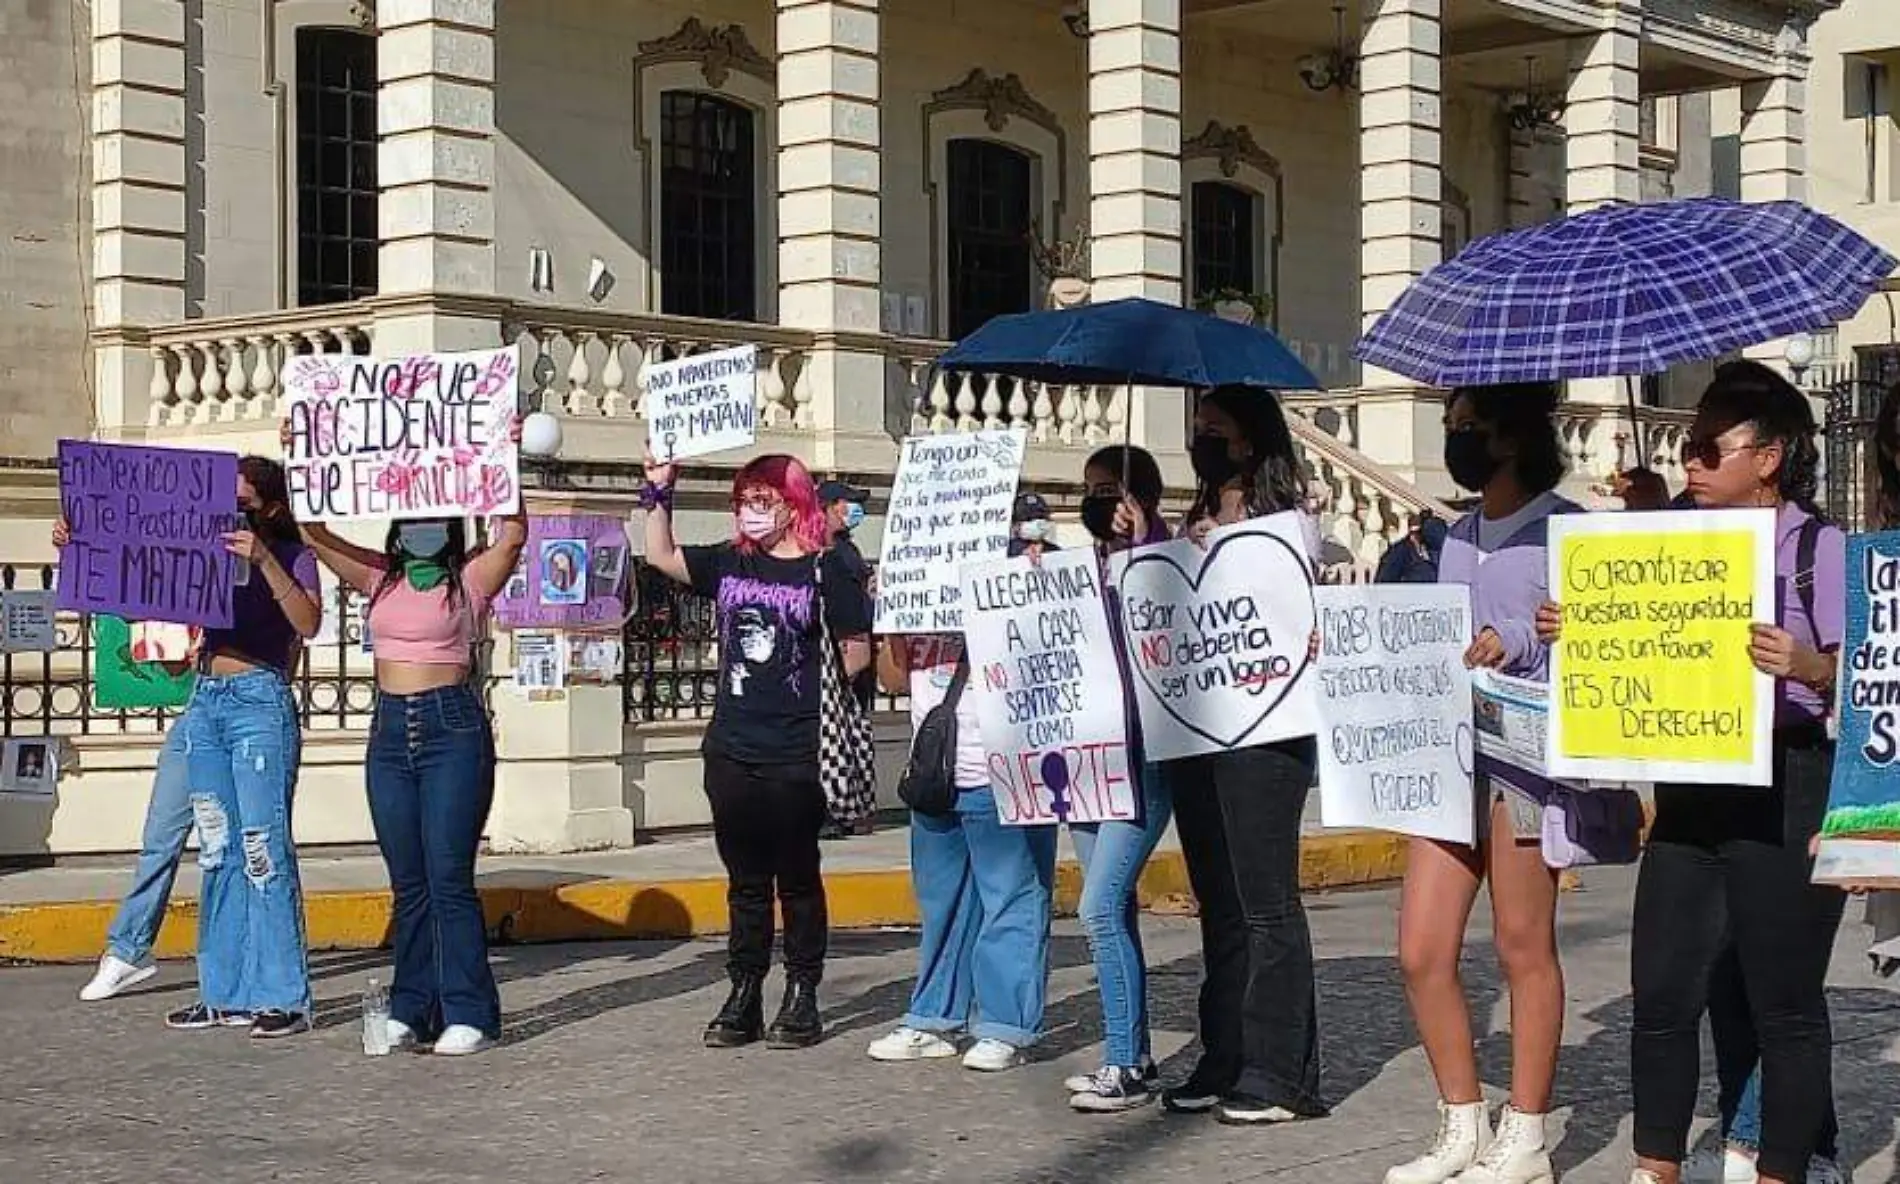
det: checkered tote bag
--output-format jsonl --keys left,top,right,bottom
{"left": 814, "top": 556, "right": 877, "bottom": 825}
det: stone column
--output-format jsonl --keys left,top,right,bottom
{"left": 91, "top": 0, "right": 188, "bottom": 433}
{"left": 776, "top": 0, "right": 887, "bottom": 470}
{"left": 1740, "top": 46, "right": 1809, "bottom": 366}
{"left": 1356, "top": 0, "right": 1443, "bottom": 490}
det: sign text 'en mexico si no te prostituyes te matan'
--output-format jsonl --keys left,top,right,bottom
{"left": 55, "top": 441, "right": 240, "bottom": 629}
{"left": 282, "top": 346, "right": 521, "bottom": 523}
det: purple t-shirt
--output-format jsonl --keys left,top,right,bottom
{"left": 1773, "top": 502, "right": 1845, "bottom": 726}
{"left": 198, "top": 537, "right": 321, "bottom": 673}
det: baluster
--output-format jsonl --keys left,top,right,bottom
{"left": 786, "top": 349, "right": 813, "bottom": 430}
{"left": 249, "top": 335, "right": 278, "bottom": 418}
{"left": 599, "top": 334, "right": 628, "bottom": 417}
{"left": 1005, "top": 379, "right": 1030, "bottom": 433}
{"left": 755, "top": 347, "right": 785, "bottom": 428}
{"left": 954, "top": 373, "right": 979, "bottom": 431}
{"left": 530, "top": 327, "right": 561, "bottom": 415}
{"left": 147, "top": 345, "right": 175, "bottom": 427}
{"left": 1103, "top": 385, "right": 1128, "bottom": 447}
{"left": 221, "top": 337, "right": 250, "bottom": 420}
{"left": 565, "top": 331, "right": 597, "bottom": 416}
{"left": 1056, "top": 385, "right": 1080, "bottom": 444}
{"left": 174, "top": 344, "right": 202, "bottom": 423}
{"left": 904, "top": 360, "right": 931, "bottom": 434}
{"left": 199, "top": 339, "right": 227, "bottom": 421}
{"left": 1026, "top": 382, "right": 1052, "bottom": 442}
{"left": 1081, "top": 386, "right": 1105, "bottom": 444}
{"left": 928, "top": 369, "right": 954, "bottom": 434}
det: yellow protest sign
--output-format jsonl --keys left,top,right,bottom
{"left": 1547, "top": 509, "right": 1776, "bottom": 786}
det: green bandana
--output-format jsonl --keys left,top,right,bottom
{"left": 404, "top": 559, "right": 450, "bottom": 592}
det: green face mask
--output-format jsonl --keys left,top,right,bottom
{"left": 404, "top": 559, "right": 450, "bottom": 592}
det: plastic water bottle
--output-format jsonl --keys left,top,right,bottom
{"left": 361, "top": 978, "right": 391, "bottom": 1057}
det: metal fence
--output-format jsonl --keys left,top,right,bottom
{"left": 1820, "top": 348, "right": 1900, "bottom": 530}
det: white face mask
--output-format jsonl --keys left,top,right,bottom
{"left": 737, "top": 507, "right": 782, "bottom": 544}
{"left": 1017, "top": 519, "right": 1052, "bottom": 543}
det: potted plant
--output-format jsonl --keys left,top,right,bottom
{"left": 1195, "top": 288, "right": 1274, "bottom": 326}
{"left": 1029, "top": 221, "right": 1091, "bottom": 308}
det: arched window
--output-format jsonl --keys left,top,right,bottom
{"left": 295, "top": 28, "right": 378, "bottom": 306}
{"left": 1190, "top": 180, "right": 1257, "bottom": 298}
{"left": 659, "top": 92, "right": 758, "bottom": 322}
{"left": 945, "top": 139, "right": 1034, "bottom": 340}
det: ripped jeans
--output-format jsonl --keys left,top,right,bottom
{"left": 180, "top": 668, "right": 310, "bottom": 1016}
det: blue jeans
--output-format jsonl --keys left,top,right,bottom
{"left": 367, "top": 685, "right": 500, "bottom": 1038}
{"left": 104, "top": 724, "right": 192, "bottom": 965}
{"left": 183, "top": 669, "right": 310, "bottom": 1015}
{"left": 903, "top": 785, "right": 1057, "bottom": 1047}
{"left": 1071, "top": 765, "right": 1173, "bottom": 1068}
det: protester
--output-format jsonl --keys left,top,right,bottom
{"left": 641, "top": 451, "right": 873, "bottom": 1049}
{"left": 1539, "top": 362, "right": 1846, "bottom": 1184}
{"left": 1375, "top": 511, "right": 1447, "bottom": 584}
{"left": 298, "top": 504, "right": 525, "bottom": 1056}
{"left": 1160, "top": 387, "right": 1327, "bottom": 1125}
{"left": 1387, "top": 381, "right": 1575, "bottom": 1184}
{"left": 69, "top": 457, "right": 323, "bottom": 1036}
{"left": 1064, "top": 444, "right": 1175, "bottom": 1113}
{"left": 1010, "top": 491, "right": 1060, "bottom": 560}
{"left": 866, "top": 631, "right": 1056, "bottom": 1073}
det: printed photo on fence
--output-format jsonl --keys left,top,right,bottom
{"left": 1111, "top": 512, "right": 1320, "bottom": 762}
{"left": 283, "top": 345, "right": 521, "bottom": 523}
{"left": 874, "top": 428, "right": 1025, "bottom": 633}
{"left": 514, "top": 629, "right": 568, "bottom": 694}
{"left": 1815, "top": 530, "right": 1900, "bottom": 886}
{"left": 0, "top": 738, "right": 58, "bottom": 797}
{"left": 493, "top": 516, "right": 632, "bottom": 630}
{"left": 0, "top": 590, "right": 56, "bottom": 654}
{"left": 1548, "top": 508, "right": 1776, "bottom": 786}
{"left": 643, "top": 344, "right": 759, "bottom": 462}
{"left": 567, "top": 634, "right": 623, "bottom": 685}
{"left": 1313, "top": 584, "right": 1475, "bottom": 844}
{"left": 55, "top": 440, "right": 241, "bottom": 630}
{"left": 960, "top": 550, "right": 1134, "bottom": 827}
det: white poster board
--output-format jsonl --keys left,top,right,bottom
{"left": 283, "top": 345, "right": 521, "bottom": 523}
{"left": 0, "top": 591, "right": 56, "bottom": 654}
{"left": 961, "top": 550, "right": 1135, "bottom": 826}
{"left": 1314, "top": 584, "right": 1476, "bottom": 844}
{"left": 874, "top": 429, "right": 1025, "bottom": 632}
{"left": 1110, "top": 512, "right": 1319, "bottom": 762}
{"left": 643, "top": 344, "right": 758, "bottom": 462}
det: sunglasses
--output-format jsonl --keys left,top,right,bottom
{"left": 1681, "top": 437, "right": 1767, "bottom": 470}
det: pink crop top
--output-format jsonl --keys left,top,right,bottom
{"left": 364, "top": 574, "right": 486, "bottom": 665}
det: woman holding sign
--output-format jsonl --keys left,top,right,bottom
{"left": 1538, "top": 362, "right": 1847, "bottom": 1184}
{"left": 641, "top": 451, "right": 873, "bottom": 1050}
{"left": 1389, "top": 381, "right": 1576, "bottom": 1184}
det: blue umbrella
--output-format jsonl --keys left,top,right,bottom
{"left": 936, "top": 297, "right": 1321, "bottom": 390}
{"left": 1355, "top": 197, "right": 1897, "bottom": 388}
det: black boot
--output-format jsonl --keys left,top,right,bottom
{"left": 764, "top": 980, "right": 821, "bottom": 1049}
{"left": 703, "top": 974, "right": 765, "bottom": 1048}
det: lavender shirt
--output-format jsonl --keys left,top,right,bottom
{"left": 1772, "top": 501, "right": 1845, "bottom": 727}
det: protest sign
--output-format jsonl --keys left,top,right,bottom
{"left": 493, "top": 515, "right": 631, "bottom": 630}
{"left": 0, "top": 591, "right": 56, "bottom": 654}
{"left": 1313, "top": 584, "right": 1475, "bottom": 844}
{"left": 644, "top": 344, "right": 758, "bottom": 462}
{"left": 55, "top": 441, "right": 240, "bottom": 629}
{"left": 874, "top": 429, "right": 1025, "bottom": 632}
{"left": 283, "top": 345, "right": 520, "bottom": 523}
{"left": 1548, "top": 509, "right": 1775, "bottom": 786}
{"left": 91, "top": 615, "right": 196, "bottom": 710}
{"left": 961, "top": 550, "right": 1135, "bottom": 826}
{"left": 1111, "top": 513, "right": 1319, "bottom": 762}
{"left": 1816, "top": 531, "right": 1900, "bottom": 885}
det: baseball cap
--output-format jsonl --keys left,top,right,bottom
{"left": 816, "top": 479, "right": 870, "bottom": 505}
{"left": 1013, "top": 492, "right": 1051, "bottom": 522}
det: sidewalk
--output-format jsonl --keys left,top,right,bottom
{"left": 0, "top": 794, "right": 1407, "bottom": 963}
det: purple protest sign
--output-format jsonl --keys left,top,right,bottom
{"left": 55, "top": 440, "right": 240, "bottom": 629}
{"left": 492, "top": 515, "right": 631, "bottom": 630}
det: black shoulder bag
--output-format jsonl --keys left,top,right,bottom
{"left": 897, "top": 653, "right": 971, "bottom": 816}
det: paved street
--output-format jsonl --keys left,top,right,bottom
{"left": 1, "top": 868, "right": 1895, "bottom": 1184}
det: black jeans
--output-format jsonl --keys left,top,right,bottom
{"left": 1631, "top": 730, "right": 1846, "bottom": 1182}
{"left": 1169, "top": 739, "right": 1327, "bottom": 1115}
{"left": 1707, "top": 943, "right": 1840, "bottom": 1158}
{"left": 704, "top": 751, "right": 830, "bottom": 985}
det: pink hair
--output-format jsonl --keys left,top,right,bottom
{"left": 731, "top": 454, "right": 828, "bottom": 554}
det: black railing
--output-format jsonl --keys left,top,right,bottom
{"left": 1821, "top": 348, "right": 1900, "bottom": 530}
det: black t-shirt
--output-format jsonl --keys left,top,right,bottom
{"left": 683, "top": 543, "right": 872, "bottom": 765}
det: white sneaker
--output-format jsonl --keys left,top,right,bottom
{"left": 431, "top": 1024, "right": 495, "bottom": 1056}
{"left": 1065, "top": 1056, "right": 1158, "bottom": 1094}
{"left": 386, "top": 1018, "right": 417, "bottom": 1051}
{"left": 79, "top": 954, "right": 156, "bottom": 1002}
{"left": 961, "top": 1038, "right": 1023, "bottom": 1072}
{"left": 1386, "top": 1100, "right": 1493, "bottom": 1184}
{"left": 1451, "top": 1105, "right": 1553, "bottom": 1184}
{"left": 867, "top": 1026, "right": 959, "bottom": 1062}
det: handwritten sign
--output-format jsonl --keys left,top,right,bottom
{"left": 1549, "top": 509, "right": 1774, "bottom": 786}
{"left": 644, "top": 345, "right": 758, "bottom": 462}
{"left": 1111, "top": 513, "right": 1319, "bottom": 762}
{"left": 961, "top": 550, "right": 1134, "bottom": 826}
{"left": 0, "top": 591, "right": 56, "bottom": 654}
{"left": 1314, "top": 585, "right": 1475, "bottom": 843}
{"left": 283, "top": 345, "right": 520, "bottom": 523}
{"left": 1816, "top": 531, "right": 1900, "bottom": 885}
{"left": 874, "top": 429, "right": 1024, "bottom": 632}
{"left": 493, "top": 515, "right": 631, "bottom": 631}
{"left": 55, "top": 441, "right": 239, "bottom": 629}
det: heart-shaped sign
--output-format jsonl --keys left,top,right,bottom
{"left": 1114, "top": 516, "right": 1319, "bottom": 761}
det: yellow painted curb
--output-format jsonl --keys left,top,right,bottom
{"left": 0, "top": 830, "right": 1406, "bottom": 965}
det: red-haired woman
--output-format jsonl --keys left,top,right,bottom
{"left": 641, "top": 451, "right": 874, "bottom": 1048}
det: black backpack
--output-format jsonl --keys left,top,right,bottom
{"left": 897, "top": 655, "right": 970, "bottom": 816}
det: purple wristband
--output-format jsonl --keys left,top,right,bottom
{"left": 638, "top": 483, "right": 673, "bottom": 511}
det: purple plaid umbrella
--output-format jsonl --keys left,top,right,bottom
{"left": 1355, "top": 197, "right": 1896, "bottom": 388}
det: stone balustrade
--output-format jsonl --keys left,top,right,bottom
{"left": 884, "top": 336, "right": 1124, "bottom": 445}
{"left": 1555, "top": 401, "right": 1693, "bottom": 489}
{"left": 137, "top": 305, "right": 375, "bottom": 429}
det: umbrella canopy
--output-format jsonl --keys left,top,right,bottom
{"left": 936, "top": 297, "right": 1321, "bottom": 390}
{"left": 1355, "top": 197, "right": 1897, "bottom": 388}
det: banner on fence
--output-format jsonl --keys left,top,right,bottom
{"left": 92, "top": 614, "right": 196, "bottom": 710}
{"left": 644, "top": 345, "right": 758, "bottom": 463}
{"left": 0, "top": 591, "right": 56, "bottom": 654}
{"left": 282, "top": 346, "right": 521, "bottom": 523}
{"left": 55, "top": 440, "right": 241, "bottom": 629}
{"left": 1816, "top": 531, "right": 1900, "bottom": 885}
{"left": 493, "top": 515, "right": 631, "bottom": 631}
{"left": 1111, "top": 513, "right": 1319, "bottom": 762}
{"left": 874, "top": 429, "right": 1025, "bottom": 633}
{"left": 1313, "top": 584, "right": 1475, "bottom": 844}
{"left": 1548, "top": 509, "right": 1774, "bottom": 786}
{"left": 960, "top": 550, "right": 1134, "bottom": 826}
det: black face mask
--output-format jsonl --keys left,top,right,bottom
{"left": 1444, "top": 430, "right": 1502, "bottom": 493}
{"left": 1080, "top": 494, "right": 1121, "bottom": 542}
{"left": 1190, "top": 434, "right": 1240, "bottom": 485}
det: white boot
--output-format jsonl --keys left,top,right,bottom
{"left": 1451, "top": 1105, "right": 1554, "bottom": 1184}
{"left": 1386, "top": 1100, "right": 1493, "bottom": 1184}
